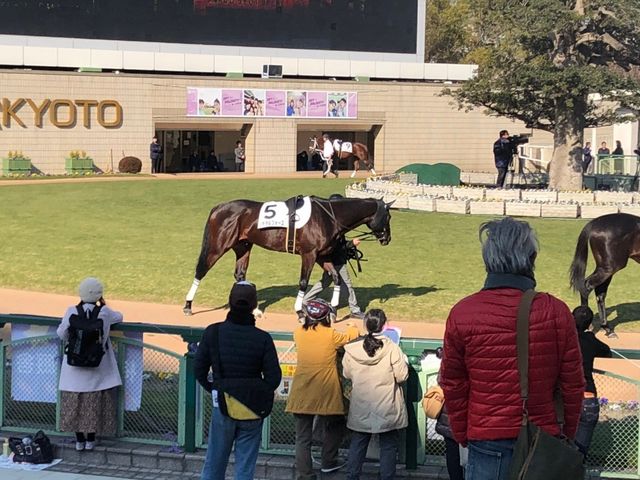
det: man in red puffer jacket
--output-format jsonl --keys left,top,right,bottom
{"left": 440, "top": 217, "right": 584, "bottom": 480}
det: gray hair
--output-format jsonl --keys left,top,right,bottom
{"left": 479, "top": 217, "right": 538, "bottom": 277}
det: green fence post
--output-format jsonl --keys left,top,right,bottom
{"left": 0, "top": 343, "right": 4, "bottom": 428}
{"left": 184, "top": 349, "right": 197, "bottom": 453}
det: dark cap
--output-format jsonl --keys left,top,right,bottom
{"left": 229, "top": 281, "right": 258, "bottom": 312}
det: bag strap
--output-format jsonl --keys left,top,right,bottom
{"left": 516, "top": 289, "right": 537, "bottom": 414}
{"left": 516, "top": 289, "right": 566, "bottom": 433}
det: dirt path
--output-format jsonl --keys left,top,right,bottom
{"left": 1, "top": 288, "right": 638, "bottom": 381}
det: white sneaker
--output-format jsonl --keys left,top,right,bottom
{"left": 321, "top": 461, "right": 347, "bottom": 473}
{"left": 85, "top": 441, "right": 95, "bottom": 451}
{"left": 75, "top": 442, "right": 85, "bottom": 451}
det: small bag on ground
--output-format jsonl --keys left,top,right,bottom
{"left": 9, "top": 430, "right": 54, "bottom": 464}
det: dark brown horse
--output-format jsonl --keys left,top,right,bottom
{"left": 570, "top": 212, "right": 640, "bottom": 337}
{"left": 183, "top": 196, "right": 392, "bottom": 316}
{"left": 309, "top": 137, "right": 376, "bottom": 178}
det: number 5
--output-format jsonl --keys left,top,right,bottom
{"left": 265, "top": 204, "right": 277, "bottom": 219}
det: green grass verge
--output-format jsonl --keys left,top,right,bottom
{"left": 1, "top": 178, "right": 640, "bottom": 330}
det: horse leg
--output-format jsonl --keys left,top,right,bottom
{"left": 295, "top": 253, "right": 317, "bottom": 319}
{"left": 233, "top": 241, "right": 253, "bottom": 282}
{"left": 595, "top": 276, "right": 616, "bottom": 337}
{"left": 351, "top": 158, "right": 358, "bottom": 178}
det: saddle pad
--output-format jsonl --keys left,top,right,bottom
{"left": 333, "top": 140, "right": 353, "bottom": 154}
{"left": 258, "top": 196, "right": 312, "bottom": 230}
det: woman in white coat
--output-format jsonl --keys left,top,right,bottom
{"left": 342, "top": 309, "right": 408, "bottom": 480}
{"left": 57, "top": 277, "right": 123, "bottom": 452}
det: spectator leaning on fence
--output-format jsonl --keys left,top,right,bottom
{"left": 440, "top": 217, "right": 584, "bottom": 480}
{"left": 57, "top": 277, "right": 123, "bottom": 452}
{"left": 285, "top": 299, "right": 359, "bottom": 479}
{"left": 194, "top": 281, "right": 281, "bottom": 480}
{"left": 342, "top": 309, "right": 409, "bottom": 480}
{"left": 573, "top": 305, "right": 612, "bottom": 458}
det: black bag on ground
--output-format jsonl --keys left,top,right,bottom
{"left": 508, "top": 290, "right": 584, "bottom": 480}
{"left": 9, "top": 430, "right": 54, "bottom": 464}
{"left": 65, "top": 303, "right": 105, "bottom": 368}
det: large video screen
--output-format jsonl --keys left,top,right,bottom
{"left": 0, "top": 1, "right": 418, "bottom": 54}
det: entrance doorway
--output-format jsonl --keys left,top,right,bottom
{"left": 155, "top": 129, "right": 243, "bottom": 173}
{"left": 296, "top": 128, "right": 379, "bottom": 172}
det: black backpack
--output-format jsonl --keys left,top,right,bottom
{"left": 65, "top": 303, "right": 106, "bottom": 368}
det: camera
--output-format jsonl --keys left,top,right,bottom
{"left": 506, "top": 133, "right": 531, "bottom": 155}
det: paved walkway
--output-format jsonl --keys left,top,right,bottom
{"left": 1, "top": 287, "right": 639, "bottom": 379}
{"left": 5, "top": 471, "right": 124, "bottom": 480}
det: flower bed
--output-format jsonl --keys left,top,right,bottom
{"left": 485, "top": 189, "right": 521, "bottom": 201}
{"left": 580, "top": 204, "right": 619, "bottom": 219}
{"left": 557, "top": 191, "right": 595, "bottom": 204}
{"left": 521, "top": 190, "right": 558, "bottom": 203}
{"left": 435, "top": 198, "right": 469, "bottom": 214}
{"left": 452, "top": 187, "right": 485, "bottom": 200}
{"left": 408, "top": 196, "right": 436, "bottom": 212}
{"left": 505, "top": 201, "right": 541, "bottom": 217}
{"left": 540, "top": 203, "right": 579, "bottom": 218}
{"left": 423, "top": 185, "right": 453, "bottom": 197}
{"left": 594, "top": 191, "right": 634, "bottom": 204}
{"left": 469, "top": 200, "right": 504, "bottom": 215}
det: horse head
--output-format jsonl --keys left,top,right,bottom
{"left": 309, "top": 137, "right": 319, "bottom": 153}
{"left": 367, "top": 199, "right": 392, "bottom": 245}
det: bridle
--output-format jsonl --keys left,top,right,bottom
{"left": 311, "top": 198, "right": 385, "bottom": 242}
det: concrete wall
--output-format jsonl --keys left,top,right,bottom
{"left": 0, "top": 70, "right": 532, "bottom": 175}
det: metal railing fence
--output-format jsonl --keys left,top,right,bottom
{"left": 1, "top": 313, "right": 639, "bottom": 477}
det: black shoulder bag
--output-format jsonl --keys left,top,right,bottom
{"left": 508, "top": 290, "right": 584, "bottom": 480}
{"left": 210, "top": 323, "right": 274, "bottom": 420}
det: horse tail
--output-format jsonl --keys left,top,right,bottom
{"left": 569, "top": 222, "right": 592, "bottom": 297}
{"left": 195, "top": 208, "right": 215, "bottom": 280}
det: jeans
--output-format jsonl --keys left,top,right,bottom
{"left": 294, "top": 414, "right": 345, "bottom": 479}
{"left": 575, "top": 397, "right": 600, "bottom": 457}
{"left": 466, "top": 439, "right": 515, "bottom": 480}
{"left": 200, "top": 406, "right": 263, "bottom": 480}
{"left": 347, "top": 429, "right": 400, "bottom": 480}
{"left": 303, "top": 263, "right": 360, "bottom": 313}
{"left": 445, "top": 436, "right": 465, "bottom": 480}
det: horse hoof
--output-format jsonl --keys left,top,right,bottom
{"left": 183, "top": 308, "right": 192, "bottom": 316}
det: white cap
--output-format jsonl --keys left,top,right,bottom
{"left": 78, "top": 277, "right": 104, "bottom": 303}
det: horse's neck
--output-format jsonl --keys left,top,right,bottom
{"left": 334, "top": 200, "right": 377, "bottom": 231}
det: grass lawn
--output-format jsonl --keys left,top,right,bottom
{"left": 2, "top": 178, "right": 640, "bottom": 330}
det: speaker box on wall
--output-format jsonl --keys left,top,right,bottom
{"left": 262, "top": 64, "right": 283, "bottom": 78}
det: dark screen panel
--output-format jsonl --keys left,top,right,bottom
{"left": 0, "top": 1, "right": 418, "bottom": 54}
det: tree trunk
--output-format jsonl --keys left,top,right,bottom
{"left": 548, "top": 99, "right": 586, "bottom": 191}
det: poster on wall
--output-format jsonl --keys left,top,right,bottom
{"left": 187, "top": 88, "right": 357, "bottom": 119}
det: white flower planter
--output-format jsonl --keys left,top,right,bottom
{"left": 505, "top": 202, "right": 541, "bottom": 217}
{"left": 452, "top": 187, "right": 485, "bottom": 200}
{"left": 423, "top": 185, "right": 453, "bottom": 197}
{"left": 460, "top": 172, "right": 472, "bottom": 184}
{"left": 580, "top": 205, "right": 619, "bottom": 219}
{"left": 594, "top": 191, "right": 634, "bottom": 204}
{"left": 408, "top": 196, "right": 437, "bottom": 212}
{"left": 400, "top": 184, "right": 424, "bottom": 195}
{"left": 521, "top": 190, "right": 558, "bottom": 203}
{"left": 469, "top": 201, "right": 505, "bottom": 215}
{"left": 436, "top": 198, "right": 470, "bottom": 214}
{"left": 398, "top": 173, "right": 418, "bottom": 185}
{"left": 467, "top": 172, "right": 497, "bottom": 185}
{"left": 619, "top": 205, "right": 640, "bottom": 216}
{"left": 485, "top": 189, "right": 522, "bottom": 201}
{"left": 541, "top": 204, "right": 579, "bottom": 218}
{"left": 557, "top": 191, "right": 594, "bottom": 204}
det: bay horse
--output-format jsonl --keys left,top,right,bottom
{"left": 309, "top": 136, "right": 376, "bottom": 178}
{"left": 183, "top": 196, "right": 392, "bottom": 316}
{"left": 569, "top": 212, "right": 640, "bottom": 337}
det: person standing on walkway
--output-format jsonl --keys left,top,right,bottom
{"left": 573, "top": 305, "right": 612, "bottom": 458}
{"left": 57, "top": 277, "right": 123, "bottom": 452}
{"left": 150, "top": 136, "right": 162, "bottom": 173}
{"left": 285, "top": 299, "right": 359, "bottom": 479}
{"left": 195, "top": 281, "right": 282, "bottom": 480}
{"left": 440, "top": 217, "right": 584, "bottom": 480}
{"left": 342, "top": 309, "right": 409, "bottom": 480}
{"left": 493, "top": 130, "right": 512, "bottom": 188}
{"left": 234, "top": 140, "right": 246, "bottom": 172}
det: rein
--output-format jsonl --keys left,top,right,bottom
{"left": 312, "top": 198, "right": 378, "bottom": 240}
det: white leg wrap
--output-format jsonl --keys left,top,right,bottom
{"left": 370, "top": 168, "right": 376, "bottom": 175}
{"left": 294, "top": 290, "right": 305, "bottom": 312}
{"left": 186, "top": 279, "right": 200, "bottom": 302}
{"left": 331, "top": 285, "right": 341, "bottom": 307}
{"left": 350, "top": 170, "right": 356, "bottom": 178}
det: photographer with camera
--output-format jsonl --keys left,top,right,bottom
{"left": 493, "top": 130, "right": 513, "bottom": 188}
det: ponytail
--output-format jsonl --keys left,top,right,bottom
{"left": 362, "top": 308, "right": 387, "bottom": 357}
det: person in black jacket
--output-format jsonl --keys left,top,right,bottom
{"left": 493, "top": 130, "right": 513, "bottom": 188}
{"left": 194, "top": 281, "right": 282, "bottom": 480}
{"left": 150, "top": 136, "right": 162, "bottom": 173}
{"left": 573, "top": 306, "right": 612, "bottom": 458}
{"left": 303, "top": 195, "right": 364, "bottom": 320}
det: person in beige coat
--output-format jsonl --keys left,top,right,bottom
{"left": 285, "top": 299, "right": 359, "bottom": 479}
{"left": 342, "top": 309, "right": 409, "bottom": 480}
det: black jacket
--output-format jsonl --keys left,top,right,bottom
{"left": 578, "top": 331, "right": 612, "bottom": 395}
{"left": 150, "top": 142, "right": 162, "bottom": 160}
{"left": 331, "top": 237, "right": 357, "bottom": 266}
{"left": 194, "top": 311, "right": 282, "bottom": 394}
{"left": 493, "top": 138, "right": 512, "bottom": 168}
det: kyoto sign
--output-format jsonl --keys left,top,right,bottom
{"left": 0, "top": 98, "right": 123, "bottom": 129}
{"left": 187, "top": 87, "right": 358, "bottom": 119}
